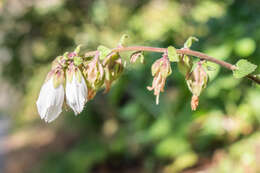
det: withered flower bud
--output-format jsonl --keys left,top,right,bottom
{"left": 83, "top": 52, "right": 105, "bottom": 90}
{"left": 103, "top": 52, "right": 124, "bottom": 92}
{"left": 147, "top": 55, "right": 172, "bottom": 104}
{"left": 191, "top": 95, "right": 199, "bottom": 111}
{"left": 186, "top": 61, "right": 208, "bottom": 110}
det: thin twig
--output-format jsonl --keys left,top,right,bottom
{"left": 84, "top": 46, "right": 260, "bottom": 84}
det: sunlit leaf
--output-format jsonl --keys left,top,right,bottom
{"left": 233, "top": 59, "right": 257, "bottom": 78}
{"left": 167, "top": 46, "right": 179, "bottom": 62}
{"left": 184, "top": 36, "right": 199, "bottom": 48}
{"left": 97, "top": 45, "right": 111, "bottom": 60}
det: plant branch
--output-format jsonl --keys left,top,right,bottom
{"left": 84, "top": 46, "right": 260, "bottom": 84}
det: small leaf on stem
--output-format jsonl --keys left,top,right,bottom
{"left": 98, "top": 45, "right": 111, "bottom": 60}
{"left": 74, "top": 45, "right": 82, "bottom": 54}
{"left": 167, "top": 46, "right": 179, "bottom": 62}
{"left": 184, "top": 36, "right": 199, "bottom": 48}
{"left": 118, "top": 34, "right": 129, "bottom": 47}
{"left": 233, "top": 59, "right": 257, "bottom": 78}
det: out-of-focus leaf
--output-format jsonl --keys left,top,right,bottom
{"left": 234, "top": 38, "right": 256, "bottom": 57}
{"left": 148, "top": 117, "right": 171, "bottom": 140}
{"left": 155, "top": 137, "right": 191, "bottom": 158}
{"left": 97, "top": 45, "right": 111, "bottom": 60}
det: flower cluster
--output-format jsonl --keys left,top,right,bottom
{"left": 147, "top": 53, "right": 172, "bottom": 104}
{"left": 36, "top": 37, "right": 212, "bottom": 123}
{"left": 36, "top": 46, "right": 124, "bottom": 122}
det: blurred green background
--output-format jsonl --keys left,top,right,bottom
{"left": 0, "top": 0, "right": 260, "bottom": 172}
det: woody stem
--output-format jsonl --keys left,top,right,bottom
{"left": 84, "top": 46, "right": 260, "bottom": 84}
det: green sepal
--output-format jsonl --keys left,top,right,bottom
{"left": 110, "top": 52, "right": 121, "bottom": 61}
{"left": 63, "top": 52, "right": 69, "bottom": 60}
{"left": 177, "top": 55, "right": 192, "bottom": 76}
{"left": 184, "top": 36, "right": 199, "bottom": 48}
{"left": 66, "top": 68, "right": 73, "bottom": 83}
{"left": 75, "top": 69, "right": 82, "bottom": 83}
{"left": 140, "top": 53, "right": 144, "bottom": 63}
{"left": 53, "top": 76, "right": 59, "bottom": 88}
{"left": 233, "top": 59, "right": 257, "bottom": 78}
{"left": 98, "top": 45, "right": 111, "bottom": 60}
{"left": 118, "top": 34, "right": 129, "bottom": 47}
{"left": 53, "top": 71, "right": 65, "bottom": 88}
{"left": 104, "top": 66, "right": 111, "bottom": 81}
{"left": 167, "top": 46, "right": 179, "bottom": 62}
{"left": 73, "top": 56, "right": 83, "bottom": 66}
{"left": 190, "top": 58, "right": 200, "bottom": 73}
{"left": 74, "top": 45, "right": 82, "bottom": 54}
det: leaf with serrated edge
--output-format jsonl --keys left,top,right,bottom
{"left": 233, "top": 59, "right": 257, "bottom": 78}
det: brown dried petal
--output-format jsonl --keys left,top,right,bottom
{"left": 191, "top": 95, "right": 199, "bottom": 111}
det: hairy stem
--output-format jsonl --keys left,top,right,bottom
{"left": 85, "top": 46, "right": 260, "bottom": 84}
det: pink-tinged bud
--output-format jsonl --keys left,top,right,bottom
{"left": 147, "top": 57, "right": 172, "bottom": 104}
{"left": 51, "top": 56, "right": 67, "bottom": 69}
{"left": 53, "top": 68, "right": 65, "bottom": 88}
{"left": 65, "top": 64, "right": 88, "bottom": 115}
{"left": 83, "top": 53, "right": 104, "bottom": 90}
{"left": 151, "top": 59, "right": 161, "bottom": 76}
{"left": 186, "top": 61, "right": 208, "bottom": 110}
{"left": 68, "top": 52, "right": 77, "bottom": 59}
{"left": 186, "top": 62, "right": 207, "bottom": 97}
{"left": 36, "top": 69, "right": 65, "bottom": 123}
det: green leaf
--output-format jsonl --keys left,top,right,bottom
{"left": 167, "top": 46, "right": 179, "bottom": 62}
{"left": 184, "top": 36, "right": 199, "bottom": 48}
{"left": 233, "top": 59, "right": 257, "bottom": 78}
{"left": 74, "top": 45, "right": 82, "bottom": 54}
{"left": 118, "top": 34, "right": 129, "bottom": 47}
{"left": 97, "top": 45, "right": 111, "bottom": 60}
{"left": 63, "top": 52, "right": 69, "bottom": 60}
{"left": 73, "top": 56, "right": 83, "bottom": 66}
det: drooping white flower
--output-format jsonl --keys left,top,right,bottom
{"left": 66, "top": 66, "right": 88, "bottom": 115}
{"left": 36, "top": 76, "right": 65, "bottom": 123}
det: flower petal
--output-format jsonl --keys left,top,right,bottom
{"left": 36, "top": 77, "right": 64, "bottom": 122}
{"left": 66, "top": 73, "right": 88, "bottom": 115}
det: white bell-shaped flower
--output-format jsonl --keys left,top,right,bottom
{"left": 66, "top": 70, "right": 88, "bottom": 115}
{"left": 36, "top": 77, "right": 65, "bottom": 123}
